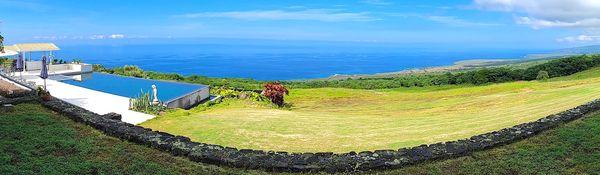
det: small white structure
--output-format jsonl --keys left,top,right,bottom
{"left": 6, "top": 43, "right": 60, "bottom": 63}
{"left": 4, "top": 43, "right": 92, "bottom": 76}
{"left": 151, "top": 84, "right": 159, "bottom": 105}
{"left": 24, "top": 61, "right": 93, "bottom": 75}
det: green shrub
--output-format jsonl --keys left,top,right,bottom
{"left": 214, "top": 88, "right": 238, "bottom": 98}
{"left": 129, "top": 90, "right": 168, "bottom": 115}
{"left": 213, "top": 86, "right": 267, "bottom": 102}
{"left": 51, "top": 59, "right": 67, "bottom": 64}
{"left": 92, "top": 64, "right": 112, "bottom": 73}
{"left": 72, "top": 59, "right": 82, "bottom": 64}
{"left": 536, "top": 70, "right": 550, "bottom": 81}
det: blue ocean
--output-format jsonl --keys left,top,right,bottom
{"left": 54, "top": 41, "right": 544, "bottom": 80}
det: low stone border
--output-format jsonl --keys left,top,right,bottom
{"left": 0, "top": 95, "right": 39, "bottom": 105}
{"left": 10, "top": 94, "right": 598, "bottom": 173}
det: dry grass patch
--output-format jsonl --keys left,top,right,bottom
{"left": 141, "top": 68, "right": 600, "bottom": 152}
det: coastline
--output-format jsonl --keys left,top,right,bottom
{"left": 317, "top": 57, "right": 557, "bottom": 81}
{"left": 314, "top": 59, "right": 510, "bottom": 80}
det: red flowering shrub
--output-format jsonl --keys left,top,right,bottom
{"left": 262, "top": 82, "right": 289, "bottom": 107}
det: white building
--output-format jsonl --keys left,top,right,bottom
{"left": 3, "top": 43, "right": 92, "bottom": 75}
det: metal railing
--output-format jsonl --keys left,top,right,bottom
{"left": 0, "top": 67, "right": 36, "bottom": 90}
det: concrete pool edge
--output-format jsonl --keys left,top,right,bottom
{"left": 62, "top": 72, "right": 210, "bottom": 109}
{"left": 21, "top": 75, "right": 155, "bottom": 125}
{"left": 164, "top": 86, "right": 210, "bottom": 109}
{"left": 16, "top": 88, "right": 600, "bottom": 173}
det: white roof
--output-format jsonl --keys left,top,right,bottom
{"left": 9, "top": 43, "right": 60, "bottom": 52}
{"left": 0, "top": 49, "right": 18, "bottom": 57}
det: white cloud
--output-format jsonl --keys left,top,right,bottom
{"left": 426, "top": 16, "right": 501, "bottom": 27}
{"left": 557, "top": 35, "right": 600, "bottom": 42}
{"left": 516, "top": 17, "right": 600, "bottom": 29}
{"left": 90, "top": 34, "right": 126, "bottom": 40}
{"left": 361, "top": 0, "right": 392, "bottom": 6}
{"left": 474, "top": 0, "right": 600, "bottom": 29}
{"left": 89, "top": 35, "right": 105, "bottom": 40}
{"left": 389, "top": 13, "right": 501, "bottom": 27}
{"left": 30, "top": 34, "right": 126, "bottom": 40}
{"left": 108, "top": 34, "right": 125, "bottom": 39}
{"left": 175, "top": 9, "right": 378, "bottom": 22}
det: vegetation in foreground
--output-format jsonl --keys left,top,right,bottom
{"left": 140, "top": 67, "right": 600, "bottom": 152}
{"left": 374, "top": 112, "right": 600, "bottom": 175}
{"left": 1, "top": 103, "right": 598, "bottom": 174}
{"left": 130, "top": 90, "right": 170, "bottom": 115}
{"left": 0, "top": 103, "right": 254, "bottom": 174}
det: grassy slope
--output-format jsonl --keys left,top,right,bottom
{"left": 360, "top": 113, "right": 600, "bottom": 175}
{"left": 142, "top": 67, "right": 600, "bottom": 153}
{"left": 0, "top": 103, "right": 260, "bottom": 175}
{"left": 1, "top": 103, "right": 598, "bottom": 174}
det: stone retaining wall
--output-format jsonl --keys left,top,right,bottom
{"left": 10, "top": 94, "right": 599, "bottom": 173}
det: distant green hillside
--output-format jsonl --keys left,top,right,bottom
{"left": 527, "top": 45, "right": 600, "bottom": 59}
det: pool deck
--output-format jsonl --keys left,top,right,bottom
{"left": 23, "top": 75, "right": 155, "bottom": 125}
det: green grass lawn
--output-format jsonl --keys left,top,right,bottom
{"left": 1, "top": 103, "right": 598, "bottom": 174}
{"left": 360, "top": 112, "right": 600, "bottom": 175}
{"left": 0, "top": 103, "right": 258, "bottom": 175}
{"left": 141, "top": 67, "right": 600, "bottom": 153}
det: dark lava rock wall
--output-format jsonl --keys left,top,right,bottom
{"left": 36, "top": 97, "right": 600, "bottom": 173}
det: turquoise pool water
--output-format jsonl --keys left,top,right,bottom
{"left": 60, "top": 72, "right": 207, "bottom": 101}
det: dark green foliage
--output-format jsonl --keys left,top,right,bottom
{"left": 289, "top": 54, "right": 600, "bottom": 88}
{"left": 523, "top": 54, "right": 600, "bottom": 79}
{"left": 51, "top": 59, "right": 67, "bottom": 64}
{"left": 113, "top": 65, "right": 146, "bottom": 78}
{"left": 94, "top": 55, "right": 600, "bottom": 90}
{"left": 145, "top": 71, "right": 185, "bottom": 81}
{"left": 92, "top": 64, "right": 111, "bottom": 73}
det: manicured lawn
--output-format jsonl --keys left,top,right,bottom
{"left": 141, "top": 67, "right": 600, "bottom": 152}
{"left": 370, "top": 112, "right": 600, "bottom": 175}
{"left": 1, "top": 103, "right": 598, "bottom": 174}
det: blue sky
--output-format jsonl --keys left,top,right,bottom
{"left": 1, "top": 0, "right": 599, "bottom": 49}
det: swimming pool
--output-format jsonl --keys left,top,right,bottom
{"left": 60, "top": 72, "right": 208, "bottom": 103}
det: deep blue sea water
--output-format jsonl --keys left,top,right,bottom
{"left": 51, "top": 43, "right": 544, "bottom": 80}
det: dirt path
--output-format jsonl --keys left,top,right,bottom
{"left": 0, "top": 79, "right": 28, "bottom": 96}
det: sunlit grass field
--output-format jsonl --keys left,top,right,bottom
{"left": 141, "top": 67, "right": 600, "bottom": 153}
{"left": 4, "top": 103, "right": 599, "bottom": 174}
